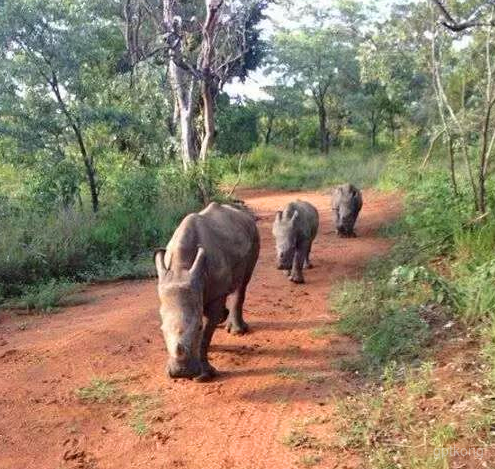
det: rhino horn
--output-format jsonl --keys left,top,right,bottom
{"left": 290, "top": 210, "right": 299, "bottom": 224}
{"left": 189, "top": 247, "right": 206, "bottom": 283}
{"left": 154, "top": 248, "right": 167, "bottom": 282}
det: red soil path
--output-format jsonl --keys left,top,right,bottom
{"left": 0, "top": 189, "right": 401, "bottom": 469}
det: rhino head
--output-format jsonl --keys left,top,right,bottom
{"left": 154, "top": 247, "right": 206, "bottom": 379}
{"left": 335, "top": 185, "right": 360, "bottom": 236}
{"left": 272, "top": 210, "right": 299, "bottom": 270}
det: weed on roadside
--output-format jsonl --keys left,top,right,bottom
{"left": 76, "top": 378, "right": 117, "bottom": 403}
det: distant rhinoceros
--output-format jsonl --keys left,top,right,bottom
{"left": 272, "top": 200, "right": 319, "bottom": 284}
{"left": 332, "top": 183, "right": 363, "bottom": 237}
{"left": 154, "top": 202, "right": 260, "bottom": 381}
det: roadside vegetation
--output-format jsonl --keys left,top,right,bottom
{"left": 328, "top": 143, "right": 495, "bottom": 467}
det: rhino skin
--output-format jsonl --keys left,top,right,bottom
{"left": 272, "top": 200, "right": 319, "bottom": 284}
{"left": 154, "top": 202, "right": 260, "bottom": 381}
{"left": 332, "top": 183, "right": 363, "bottom": 237}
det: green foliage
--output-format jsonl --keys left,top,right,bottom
{"left": 4, "top": 279, "right": 79, "bottom": 312}
{"left": 216, "top": 95, "right": 259, "bottom": 155}
{"left": 335, "top": 274, "right": 431, "bottom": 369}
{"left": 76, "top": 378, "right": 117, "bottom": 403}
{"left": 363, "top": 308, "right": 430, "bottom": 366}
{"left": 0, "top": 164, "right": 215, "bottom": 301}
{"left": 223, "top": 145, "right": 388, "bottom": 190}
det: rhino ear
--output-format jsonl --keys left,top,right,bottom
{"left": 154, "top": 249, "right": 167, "bottom": 282}
{"left": 290, "top": 210, "right": 299, "bottom": 224}
{"left": 275, "top": 211, "right": 282, "bottom": 223}
{"left": 189, "top": 247, "right": 206, "bottom": 283}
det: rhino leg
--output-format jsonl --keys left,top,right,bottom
{"left": 304, "top": 241, "right": 313, "bottom": 269}
{"left": 226, "top": 284, "right": 249, "bottom": 335}
{"left": 196, "top": 298, "right": 227, "bottom": 382}
{"left": 289, "top": 244, "right": 306, "bottom": 284}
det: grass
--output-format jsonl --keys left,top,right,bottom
{"left": 282, "top": 429, "right": 327, "bottom": 451}
{"left": 2, "top": 279, "right": 81, "bottom": 312}
{"left": 0, "top": 163, "right": 218, "bottom": 304}
{"left": 221, "top": 145, "right": 389, "bottom": 191}
{"left": 127, "top": 394, "right": 160, "bottom": 436}
{"left": 310, "top": 324, "right": 333, "bottom": 339}
{"left": 328, "top": 163, "right": 495, "bottom": 468}
{"left": 276, "top": 367, "right": 304, "bottom": 380}
{"left": 76, "top": 377, "right": 161, "bottom": 437}
{"left": 76, "top": 378, "right": 117, "bottom": 403}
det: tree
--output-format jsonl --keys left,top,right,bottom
{"left": 429, "top": 0, "right": 495, "bottom": 214}
{"left": 0, "top": 0, "right": 124, "bottom": 212}
{"left": 271, "top": 11, "right": 359, "bottom": 154}
{"left": 124, "top": 0, "right": 267, "bottom": 167}
{"left": 432, "top": 0, "right": 495, "bottom": 31}
{"left": 215, "top": 94, "right": 258, "bottom": 155}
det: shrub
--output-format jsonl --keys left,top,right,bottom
{"left": 0, "top": 162, "right": 218, "bottom": 302}
{"left": 222, "top": 145, "right": 388, "bottom": 190}
{"left": 6, "top": 279, "right": 79, "bottom": 312}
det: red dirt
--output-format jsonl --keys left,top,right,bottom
{"left": 0, "top": 189, "right": 401, "bottom": 469}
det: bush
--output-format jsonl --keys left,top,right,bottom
{"left": 5, "top": 279, "right": 79, "bottom": 312}
{"left": 335, "top": 271, "right": 432, "bottom": 370}
{"left": 222, "top": 145, "right": 389, "bottom": 190}
{"left": 0, "top": 162, "right": 218, "bottom": 302}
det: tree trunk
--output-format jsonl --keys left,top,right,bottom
{"left": 371, "top": 118, "right": 378, "bottom": 148}
{"left": 199, "top": 77, "right": 215, "bottom": 161}
{"left": 168, "top": 59, "right": 198, "bottom": 169}
{"left": 317, "top": 104, "right": 329, "bottom": 154}
{"left": 163, "top": 0, "right": 199, "bottom": 168}
{"left": 265, "top": 114, "right": 274, "bottom": 145}
{"left": 48, "top": 71, "right": 99, "bottom": 212}
{"left": 178, "top": 101, "right": 196, "bottom": 169}
{"left": 198, "top": 0, "right": 223, "bottom": 161}
{"left": 448, "top": 137, "right": 459, "bottom": 197}
{"left": 82, "top": 158, "right": 99, "bottom": 213}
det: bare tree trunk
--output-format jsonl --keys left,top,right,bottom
{"left": 163, "top": 0, "right": 199, "bottom": 169}
{"left": 371, "top": 119, "right": 378, "bottom": 148}
{"left": 317, "top": 104, "right": 329, "bottom": 154}
{"left": 430, "top": 6, "right": 476, "bottom": 205}
{"left": 478, "top": 10, "right": 495, "bottom": 214}
{"left": 199, "top": 77, "right": 215, "bottom": 161}
{"left": 199, "top": 0, "right": 223, "bottom": 161}
{"left": 48, "top": 71, "right": 99, "bottom": 212}
{"left": 265, "top": 114, "right": 274, "bottom": 145}
{"left": 421, "top": 129, "right": 445, "bottom": 169}
{"left": 448, "top": 137, "right": 458, "bottom": 196}
{"left": 429, "top": 20, "right": 458, "bottom": 197}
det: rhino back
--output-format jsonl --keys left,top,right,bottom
{"left": 167, "top": 203, "right": 259, "bottom": 299}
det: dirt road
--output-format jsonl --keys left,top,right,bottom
{"left": 0, "top": 189, "right": 401, "bottom": 469}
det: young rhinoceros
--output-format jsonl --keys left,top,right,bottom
{"left": 332, "top": 183, "right": 363, "bottom": 237}
{"left": 154, "top": 202, "right": 260, "bottom": 381}
{"left": 272, "top": 200, "right": 319, "bottom": 284}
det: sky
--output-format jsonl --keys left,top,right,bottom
{"left": 224, "top": 0, "right": 396, "bottom": 101}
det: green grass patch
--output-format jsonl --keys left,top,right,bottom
{"left": 127, "top": 394, "right": 160, "bottom": 436}
{"left": 221, "top": 145, "right": 389, "bottom": 191}
{"left": 76, "top": 378, "right": 117, "bottom": 403}
{"left": 3, "top": 279, "right": 81, "bottom": 312}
